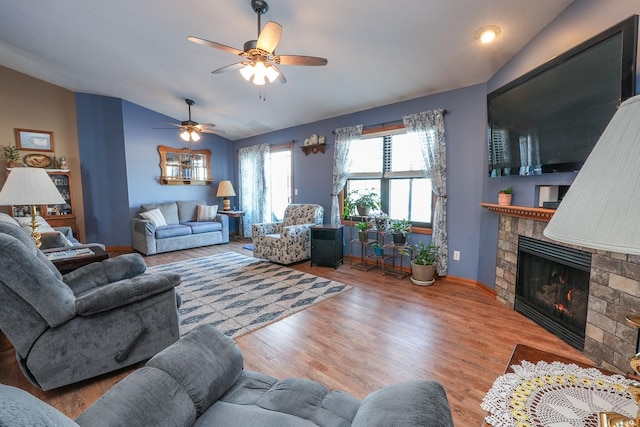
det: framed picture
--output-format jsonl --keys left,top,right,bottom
{"left": 14, "top": 129, "right": 54, "bottom": 152}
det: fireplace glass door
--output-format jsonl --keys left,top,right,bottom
{"left": 515, "top": 236, "right": 591, "bottom": 350}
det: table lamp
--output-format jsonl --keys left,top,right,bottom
{"left": 0, "top": 168, "right": 65, "bottom": 248}
{"left": 544, "top": 94, "right": 640, "bottom": 426}
{"left": 216, "top": 180, "right": 236, "bottom": 211}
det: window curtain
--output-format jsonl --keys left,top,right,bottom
{"left": 402, "top": 110, "right": 448, "bottom": 276}
{"left": 239, "top": 144, "right": 271, "bottom": 237}
{"left": 330, "top": 125, "right": 363, "bottom": 225}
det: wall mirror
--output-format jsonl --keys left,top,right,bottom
{"left": 158, "top": 145, "right": 212, "bottom": 185}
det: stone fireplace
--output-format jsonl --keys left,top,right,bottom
{"left": 486, "top": 204, "right": 640, "bottom": 374}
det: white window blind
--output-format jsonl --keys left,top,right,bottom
{"left": 346, "top": 137, "right": 383, "bottom": 178}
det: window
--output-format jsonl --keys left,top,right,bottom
{"left": 345, "top": 129, "right": 433, "bottom": 228}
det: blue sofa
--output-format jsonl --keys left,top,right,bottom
{"left": 130, "top": 200, "right": 229, "bottom": 255}
{"left": 0, "top": 324, "right": 454, "bottom": 426}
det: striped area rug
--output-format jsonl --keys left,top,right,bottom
{"left": 148, "top": 252, "right": 351, "bottom": 338}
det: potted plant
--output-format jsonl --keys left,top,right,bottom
{"left": 2, "top": 145, "right": 21, "bottom": 167}
{"left": 404, "top": 242, "right": 438, "bottom": 286}
{"left": 371, "top": 242, "right": 384, "bottom": 257}
{"left": 349, "top": 189, "right": 380, "bottom": 217}
{"left": 354, "top": 221, "right": 369, "bottom": 242}
{"left": 389, "top": 218, "right": 411, "bottom": 245}
{"left": 498, "top": 186, "right": 513, "bottom": 206}
{"left": 368, "top": 210, "right": 389, "bottom": 231}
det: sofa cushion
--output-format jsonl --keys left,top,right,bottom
{"left": 146, "top": 324, "right": 243, "bottom": 416}
{"left": 75, "top": 367, "right": 197, "bottom": 427}
{"left": 155, "top": 224, "right": 192, "bottom": 239}
{"left": 0, "top": 384, "right": 79, "bottom": 427}
{"left": 197, "top": 204, "right": 218, "bottom": 221}
{"left": 182, "top": 221, "right": 222, "bottom": 235}
{"left": 140, "top": 208, "right": 167, "bottom": 227}
{"left": 141, "top": 202, "right": 180, "bottom": 225}
{"left": 177, "top": 200, "right": 205, "bottom": 223}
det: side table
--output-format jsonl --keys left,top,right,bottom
{"left": 47, "top": 245, "right": 109, "bottom": 275}
{"left": 310, "top": 225, "right": 343, "bottom": 268}
{"left": 219, "top": 210, "right": 245, "bottom": 240}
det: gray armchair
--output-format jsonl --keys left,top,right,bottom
{"left": 252, "top": 204, "right": 324, "bottom": 264}
{"left": 0, "top": 220, "right": 181, "bottom": 391}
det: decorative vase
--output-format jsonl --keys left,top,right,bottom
{"left": 392, "top": 233, "right": 406, "bottom": 246}
{"left": 358, "top": 231, "right": 368, "bottom": 242}
{"left": 410, "top": 262, "right": 436, "bottom": 286}
{"left": 498, "top": 193, "right": 512, "bottom": 206}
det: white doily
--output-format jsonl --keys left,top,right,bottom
{"left": 481, "top": 360, "right": 638, "bottom": 427}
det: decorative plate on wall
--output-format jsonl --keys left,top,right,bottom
{"left": 23, "top": 153, "right": 52, "bottom": 168}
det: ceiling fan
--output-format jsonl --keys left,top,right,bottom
{"left": 158, "top": 98, "right": 223, "bottom": 142}
{"left": 187, "top": 0, "right": 328, "bottom": 85}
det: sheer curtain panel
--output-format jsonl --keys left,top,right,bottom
{"left": 239, "top": 144, "right": 271, "bottom": 237}
{"left": 330, "top": 125, "right": 363, "bottom": 225}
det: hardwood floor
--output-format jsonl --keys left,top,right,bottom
{"left": 0, "top": 241, "right": 593, "bottom": 425}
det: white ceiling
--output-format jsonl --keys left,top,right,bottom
{"left": 0, "top": 0, "right": 574, "bottom": 140}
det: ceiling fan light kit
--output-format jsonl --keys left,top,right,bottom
{"left": 157, "top": 98, "right": 222, "bottom": 142}
{"left": 188, "top": 0, "right": 327, "bottom": 86}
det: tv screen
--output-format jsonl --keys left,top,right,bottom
{"left": 488, "top": 15, "right": 638, "bottom": 177}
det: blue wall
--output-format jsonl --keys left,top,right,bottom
{"left": 234, "top": 84, "right": 488, "bottom": 281}
{"left": 76, "top": 95, "right": 234, "bottom": 246}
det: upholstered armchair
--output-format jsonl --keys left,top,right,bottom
{"left": 252, "top": 204, "right": 324, "bottom": 264}
{"left": 0, "top": 220, "right": 181, "bottom": 391}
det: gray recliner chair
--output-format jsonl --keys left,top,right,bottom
{"left": 0, "top": 220, "right": 181, "bottom": 391}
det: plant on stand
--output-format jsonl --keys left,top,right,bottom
{"left": 368, "top": 210, "right": 389, "bottom": 231}
{"left": 370, "top": 242, "right": 384, "bottom": 257}
{"left": 402, "top": 242, "right": 438, "bottom": 286}
{"left": 389, "top": 218, "right": 411, "bottom": 245}
{"left": 349, "top": 189, "right": 380, "bottom": 217}
{"left": 354, "top": 221, "right": 370, "bottom": 242}
{"left": 498, "top": 186, "right": 513, "bottom": 206}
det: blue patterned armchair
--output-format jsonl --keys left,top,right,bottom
{"left": 252, "top": 204, "right": 324, "bottom": 264}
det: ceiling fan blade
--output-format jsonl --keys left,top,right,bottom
{"left": 200, "top": 128, "right": 226, "bottom": 135}
{"left": 161, "top": 122, "right": 183, "bottom": 128}
{"left": 195, "top": 123, "right": 216, "bottom": 130}
{"left": 187, "top": 36, "right": 244, "bottom": 56}
{"left": 212, "top": 62, "right": 246, "bottom": 74}
{"left": 256, "top": 21, "right": 282, "bottom": 54}
{"left": 276, "top": 55, "right": 328, "bottom": 66}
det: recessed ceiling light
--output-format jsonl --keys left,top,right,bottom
{"left": 476, "top": 25, "right": 501, "bottom": 44}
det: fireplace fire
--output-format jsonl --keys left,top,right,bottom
{"left": 515, "top": 236, "right": 591, "bottom": 350}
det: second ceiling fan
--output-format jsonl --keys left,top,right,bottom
{"left": 188, "top": 0, "right": 328, "bottom": 85}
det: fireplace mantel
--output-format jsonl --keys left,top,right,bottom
{"left": 481, "top": 203, "right": 555, "bottom": 222}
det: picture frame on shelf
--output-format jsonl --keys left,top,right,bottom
{"left": 15, "top": 129, "right": 54, "bottom": 152}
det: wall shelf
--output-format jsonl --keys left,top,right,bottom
{"left": 480, "top": 203, "right": 555, "bottom": 222}
{"left": 301, "top": 144, "right": 326, "bottom": 156}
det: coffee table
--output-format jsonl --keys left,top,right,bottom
{"left": 47, "top": 245, "right": 109, "bottom": 275}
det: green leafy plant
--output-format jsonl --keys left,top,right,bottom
{"left": 2, "top": 145, "right": 20, "bottom": 163}
{"left": 498, "top": 186, "right": 513, "bottom": 195}
{"left": 389, "top": 218, "right": 412, "bottom": 237}
{"left": 404, "top": 242, "right": 438, "bottom": 266}
{"left": 354, "top": 221, "right": 369, "bottom": 231}
{"left": 349, "top": 189, "right": 380, "bottom": 210}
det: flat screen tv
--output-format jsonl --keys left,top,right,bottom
{"left": 488, "top": 15, "right": 638, "bottom": 177}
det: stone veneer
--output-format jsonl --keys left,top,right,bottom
{"left": 494, "top": 214, "right": 640, "bottom": 374}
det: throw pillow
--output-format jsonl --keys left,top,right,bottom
{"left": 197, "top": 204, "right": 218, "bottom": 222}
{"left": 139, "top": 208, "right": 167, "bottom": 227}
{"left": 40, "top": 232, "right": 74, "bottom": 250}
{"left": 15, "top": 216, "right": 56, "bottom": 234}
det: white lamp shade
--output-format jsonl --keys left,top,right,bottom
{"left": 0, "top": 168, "right": 65, "bottom": 205}
{"left": 216, "top": 180, "right": 236, "bottom": 198}
{"left": 544, "top": 94, "right": 640, "bottom": 254}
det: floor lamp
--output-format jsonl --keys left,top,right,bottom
{"left": 216, "top": 180, "right": 236, "bottom": 211}
{"left": 544, "top": 94, "right": 640, "bottom": 426}
{"left": 0, "top": 168, "right": 65, "bottom": 248}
